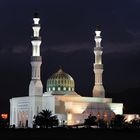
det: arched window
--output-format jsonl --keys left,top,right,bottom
{"left": 111, "top": 112, "right": 115, "bottom": 119}
{"left": 97, "top": 112, "right": 101, "bottom": 120}
{"left": 104, "top": 111, "right": 108, "bottom": 121}
{"left": 58, "top": 87, "right": 61, "bottom": 91}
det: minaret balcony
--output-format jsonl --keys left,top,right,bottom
{"left": 94, "top": 47, "right": 103, "bottom": 51}
{"left": 31, "top": 56, "right": 42, "bottom": 61}
{"left": 32, "top": 24, "right": 40, "bottom": 27}
{"left": 31, "top": 36, "right": 41, "bottom": 40}
{"left": 94, "top": 64, "right": 103, "bottom": 69}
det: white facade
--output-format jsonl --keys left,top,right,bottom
{"left": 10, "top": 14, "right": 123, "bottom": 128}
{"left": 10, "top": 95, "right": 123, "bottom": 127}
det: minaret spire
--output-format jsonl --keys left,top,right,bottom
{"left": 29, "top": 12, "right": 43, "bottom": 96}
{"left": 92, "top": 25, "right": 105, "bottom": 98}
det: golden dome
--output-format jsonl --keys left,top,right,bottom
{"left": 46, "top": 68, "right": 75, "bottom": 92}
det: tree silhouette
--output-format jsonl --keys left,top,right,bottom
{"left": 131, "top": 118, "right": 140, "bottom": 128}
{"left": 0, "top": 115, "right": 9, "bottom": 128}
{"left": 33, "top": 115, "right": 44, "bottom": 128}
{"left": 84, "top": 114, "right": 97, "bottom": 127}
{"left": 97, "top": 119, "right": 107, "bottom": 128}
{"left": 33, "top": 109, "right": 58, "bottom": 128}
{"left": 110, "top": 114, "right": 126, "bottom": 128}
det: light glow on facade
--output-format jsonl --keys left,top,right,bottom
{"left": 1, "top": 114, "right": 8, "bottom": 119}
{"left": 124, "top": 114, "right": 140, "bottom": 122}
{"left": 67, "top": 113, "right": 73, "bottom": 125}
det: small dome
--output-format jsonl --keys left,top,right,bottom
{"left": 46, "top": 68, "right": 75, "bottom": 92}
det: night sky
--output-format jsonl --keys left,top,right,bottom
{"left": 0, "top": 0, "right": 140, "bottom": 114}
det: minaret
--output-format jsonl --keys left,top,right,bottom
{"left": 92, "top": 25, "right": 105, "bottom": 98}
{"left": 29, "top": 12, "right": 43, "bottom": 96}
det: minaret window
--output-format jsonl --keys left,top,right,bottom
{"left": 97, "top": 112, "right": 101, "bottom": 120}
{"left": 104, "top": 112, "right": 108, "bottom": 121}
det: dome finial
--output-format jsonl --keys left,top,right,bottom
{"left": 96, "top": 25, "right": 101, "bottom": 31}
{"left": 59, "top": 65, "right": 62, "bottom": 69}
{"left": 58, "top": 65, "right": 63, "bottom": 72}
{"left": 34, "top": 9, "right": 39, "bottom": 18}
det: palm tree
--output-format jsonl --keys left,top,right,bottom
{"left": 0, "top": 115, "right": 9, "bottom": 128}
{"left": 33, "top": 109, "right": 59, "bottom": 128}
{"left": 84, "top": 114, "right": 97, "bottom": 127}
{"left": 110, "top": 114, "right": 126, "bottom": 128}
{"left": 33, "top": 115, "right": 44, "bottom": 128}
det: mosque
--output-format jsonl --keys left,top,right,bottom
{"left": 10, "top": 13, "right": 123, "bottom": 128}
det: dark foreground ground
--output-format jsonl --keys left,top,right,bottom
{"left": 1, "top": 127, "right": 140, "bottom": 140}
